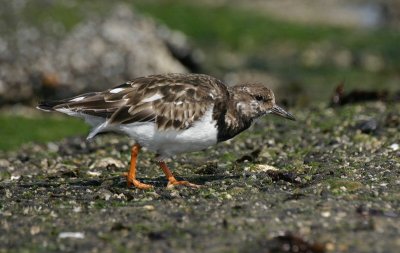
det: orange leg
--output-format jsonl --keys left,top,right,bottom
{"left": 159, "top": 161, "right": 200, "bottom": 188}
{"left": 123, "top": 144, "right": 152, "bottom": 190}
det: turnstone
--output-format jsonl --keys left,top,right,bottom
{"left": 37, "top": 73, "right": 295, "bottom": 189}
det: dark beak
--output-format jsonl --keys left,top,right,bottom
{"left": 271, "top": 105, "right": 296, "bottom": 121}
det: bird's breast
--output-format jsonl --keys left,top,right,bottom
{"left": 118, "top": 108, "right": 218, "bottom": 158}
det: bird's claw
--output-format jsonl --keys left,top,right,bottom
{"left": 122, "top": 172, "right": 153, "bottom": 190}
{"left": 167, "top": 179, "right": 201, "bottom": 189}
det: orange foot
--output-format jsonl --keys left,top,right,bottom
{"left": 159, "top": 161, "right": 201, "bottom": 189}
{"left": 122, "top": 144, "right": 153, "bottom": 190}
{"left": 123, "top": 172, "right": 153, "bottom": 190}
{"left": 167, "top": 177, "right": 201, "bottom": 189}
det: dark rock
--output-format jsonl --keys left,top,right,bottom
{"left": 247, "top": 233, "right": 325, "bottom": 253}
{"left": 148, "top": 231, "right": 166, "bottom": 241}
{"left": 17, "top": 153, "right": 30, "bottom": 163}
{"left": 236, "top": 149, "right": 261, "bottom": 163}
{"left": 111, "top": 222, "right": 131, "bottom": 232}
{"left": 267, "top": 171, "right": 299, "bottom": 184}
{"left": 330, "top": 82, "right": 388, "bottom": 106}
{"left": 356, "top": 205, "right": 398, "bottom": 218}
{"left": 269, "top": 233, "right": 325, "bottom": 253}
{"left": 195, "top": 162, "right": 219, "bottom": 175}
{"left": 384, "top": 112, "right": 400, "bottom": 128}
{"left": 0, "top": 3, "right": 189, "bottom": 104}
{"left": 158, "top": 26, "right": 203, "bottom": 72}
{"left": 356, "top": 119, "right": 379, "bottom": 134}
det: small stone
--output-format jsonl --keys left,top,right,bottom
{"left": 143, "top": 205, "right": 155, "bottom": 211}
{"left": 50, "top": 211, "right": 58, "bottom": 218}
{"left": 30, "top": 226, "right": 41, "bottom": 235}
{"left": 90, "top": 157, "right": 125, "bottom": 169}
{"left": 357, "top": 119, "right": 378, "bottom": 134}
{"left": 0, "top": 159, "right": 10, "bottom": 167}
{"left": 58, "top": 232, "right": 85, "bottom": 239}
{"left": 40, "top": 159, "right": 49, "bottom": 170}
{"left": 326, "top": 242, "right": 335, "bottom": 251}
{"left": 96, "top": 189, "right": 113, "bottom": 201}
{"left": 169, "top": 190, "right": 181, "bottom": 198}
{"left": 5, "top": 189, "right": 12, "bottom": 198}
{"left": 246, "top": 164, "right": 279, "bottom": 172}
{"left": 321, "top": 211, "right": 331, "bottom": 218}
{"left": 10, "top": 175, "right": 21, "bottom": 181}
{"left": 224, "top": 193, "right": 233, "bottom": 200}
{"left": 47, "top": 142, "right": 59, "bottom": 152}
{"left": 390, "top": 143, "right": 399, "bottom": 151}
{"left": 87, "top": 171, "right": 102, "bottom": 177}
{"left": 114, "top": 193, "right": 126, "bottom": 200}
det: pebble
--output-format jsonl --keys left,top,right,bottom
{"left": 90, "top": 157, "right": 125, "bottom": 169}
{"left": 0, "top": 159, "right": 10, "bottom": 167}
{"left": 389, "top": 143, "right": 399, "bottom": 151}
{"left": 87, "top": 171, "right": 102, "bottom": 177}
{"left": 143, "top": 205, "right": 155, "bottom": 211}
{"left": 58, "top": 232, "right": 85, "bottom": 239}
{"left": 321, "top": 211, "right": 331, "bottom": 218}
{"left": 5, "top": 189, "right": 12, "bottom": 198}
{"left": 357, "top": 119, "right": 378, "bottom": 134}
{"left": 30, "top": 226, "right": 41, "bottom": 235}
{"left": 245, "top": 164, "right": 279, "bottom": 172}
{"left": 96, "top": 189, "right": 113, "bottom": 201}
{"left": 10, "top": 175, "right": 21, "bottom": 181}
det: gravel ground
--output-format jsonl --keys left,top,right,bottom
{"left": 0, "top": 102, "right": 399, "bottom": 253}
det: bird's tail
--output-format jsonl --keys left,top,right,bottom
{"left": 36, "top": 100, "right": 63, "bottom": 112}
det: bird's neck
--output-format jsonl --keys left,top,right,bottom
{"left": 214, "top": 99, "right": 254, "bottom": 143}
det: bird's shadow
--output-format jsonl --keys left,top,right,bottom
{"left": 9, "top": 174, "right": 242, "bottom": 190}
{"left": 116, "top": 174, "right": 242, "bottom": 188}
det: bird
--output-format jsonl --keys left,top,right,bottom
{"left": 37, "top": 73, "right": 295, "bottom": 189}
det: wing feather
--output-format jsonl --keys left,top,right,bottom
{"left": 44, "top": 73, "right": 230, "bottom": 130}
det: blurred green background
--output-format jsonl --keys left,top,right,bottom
{"left": 1, "top": 0, "right": 399, "bottom": 150}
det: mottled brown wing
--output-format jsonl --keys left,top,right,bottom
{"left": 107, "top": 73, "right": 229, "bottom": 130}
{"left": 45, "top": 74, "right": 229, "bottom": 130}
{"left": 48, "top": 82, "right": 135, "bottom": 118}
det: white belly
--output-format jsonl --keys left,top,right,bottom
{"left": 117, "top": 108, "right": 218, "bottom": 158}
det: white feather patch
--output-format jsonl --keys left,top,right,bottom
{"left": 109, "top": 88, "right": 125, "bottom": 94}
{"left": 56, "top": 108, "right": 79, "bottom": 117}
{"left": 142, "top": 93, "right": 163, "bottom": 103}
{"left": 55, "top": 108, "right": 106, "bottom": 128}
{"left": 87, "top": 121, "right": 108, "bottom": 140}
{"left": 70, "top": 96, "right": 85, "bottom": 102}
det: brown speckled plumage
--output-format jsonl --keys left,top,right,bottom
{"left": 41, "top": 74, "right": 226, "bottom": 130}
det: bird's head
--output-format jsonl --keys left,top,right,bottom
{"left": 231, "top": 83, "right": 295, "bottom": 121}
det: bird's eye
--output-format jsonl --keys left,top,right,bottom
{"left": 255, "top": 95, "right": 263, "bottom": 101}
